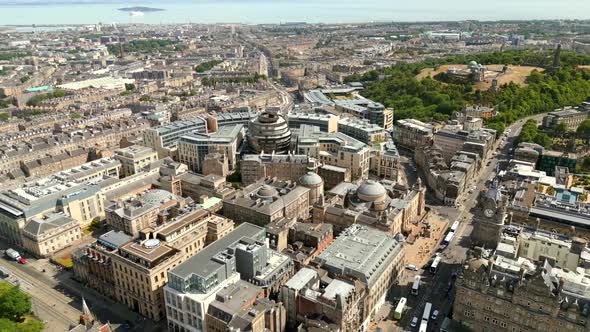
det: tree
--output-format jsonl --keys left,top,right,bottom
{"left": 553, "top": 122, "right": 568, "bottom": 137}
{"left": 0, "top": 282, "right": 31, "bottom": 321}
{"left": 534, "top": 132, "right": 553, "bottom": 148}
{"left": 0, "top": 318, "right": 17, "bottom": 331}
{"left": 577, "top": 119, "right": 590, "bottom": 142}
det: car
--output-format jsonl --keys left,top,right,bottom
{"left": 406, "top": 264, "right": 418, "bottom": 271}
{"left": 410, "top": 317, "right": 418, "bottom": 328}
{"left": 431, "top": 310, "right": 439, "bottom": 320}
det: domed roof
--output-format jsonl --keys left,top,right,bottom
{"left": 141, "top": 189, "right": 177, "bottom": 205}
{"left": 298, "top": 172, "right": 323, "bottom": 187}
{"left": 356, "top": 180, "right": 387, "bottom": 202}
{"left": 469, "top": 60, "right": 478, "bottom": 66}
{"left": 256, "top": 185, "right": 279, "bottom": 198}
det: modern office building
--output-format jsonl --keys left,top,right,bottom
{"left": 287, "top": 111, "right": 339, "bottom": 133}
{"left": 536, "top": 150, "right": 578, "bottom": 176}
{"left": 247, "top": 109, "right": 292, "bottom": 154}
{"left": 337, "top": 117, "right": 386, "bottom": 145}
{"left": 143, "top": 118, "right": 208, "bottom": 158}
{"left": 164, "top": 223, "right": 293, "bottom": 332}
{"left": 177, "top": 124, "right": 244, "bottom": 173}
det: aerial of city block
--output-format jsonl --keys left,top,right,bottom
{"left": 1, "top": 5, "right": 590, "bottom": 332}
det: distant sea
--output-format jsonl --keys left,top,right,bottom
{"left": 0, "top": 0, "right": 590, "bottom": 26}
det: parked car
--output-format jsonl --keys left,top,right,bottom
{"left": 410, "top": 317, "right": 418, "bottom": 328}
{"left": 5, "top": 249, "right": 25, "bottom": 264}
{"left": 406, "top": 264, "right": 418, "bottom": 271}
{"left": 431, "top": 310, "right": 439, "bottom": 320}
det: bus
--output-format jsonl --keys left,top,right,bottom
{"left": 419, "top": 321, "right": 428, "bottom": 332}
{"left": 442, "top": 231, "right": 455, "bottom": 246}
{"left": 450, "top": 220, "right": 460, "bottom": 232}
{"left": 422, "top": 302, "right": 432, "bottom": 322}
{"left": 393, "top": 297, "right": 407, "bottom": 320}
{"left": 430, "top": 256, "right": 442, "bottom": 274}
{"left": 411, "top": 276, "right": 420, "bottom": 295}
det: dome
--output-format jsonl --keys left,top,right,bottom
{"left": 356, "top": 180, "right": 387, "bottom": 202}
{"left": 298, "top": 172, "right": 323, "bottom": 187}
{"left": 256, "top": 185, "right": 279, "bottom": 198}
{"left": 141, "top": 189, "right": 177, "bottom": 205}
{"left": 469, "top": 60, "right": 478, "bottom": 67}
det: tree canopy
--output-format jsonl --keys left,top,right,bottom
{"left": 0, "top": 282, "right": 31, "bottom": 321}
{"left": 578, "top": 119, "right": 590, "bottom": 142}
{"left": 356, "top": 50, "right": 590, "bottom": 136}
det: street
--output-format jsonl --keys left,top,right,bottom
{"left": 387, "top": 113, "right": 546, "bottom": 332}
{"left": 0, "top": 239, "right": 166, "bottom": 332}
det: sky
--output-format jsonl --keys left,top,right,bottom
{"left": 1, "top": 0, "right": 589, "bottom": 24}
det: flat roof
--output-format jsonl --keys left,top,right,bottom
{"left": 315, "top": 224, "right": 403, "bottom": 286}
{"left": 169, "top": 223, "right": 265, "bottom": 280}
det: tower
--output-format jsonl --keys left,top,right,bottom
{"left": 471, "top": 183, "right": 507, "bottom": 249}
{"left": 553, "top": 44, "right": 562, "bottom": 69}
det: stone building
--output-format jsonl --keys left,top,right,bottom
{"left": 22, "top": 213, "right": 82, "bottom": 257}
{"left": 205, "top": 280, "right": 265, "bottom": 332}
{"left": 281, "top": 267, "right": 366, "bottom": 332}
{"left": 73, "top": 231, "right": 133, "bottom": 301}
{"left": 241, "top": 153, "right": 315, "bottom": 186}
{"left": 454, "top": 232, "right": 590, "bottom": 332}
{"left": 313, "top": 179, "right": 426, "bottom": 235}
{"left": 201, "top": 152, "right": 229, "bottom": 178}
{"left": 114, "top": 145, "right": 158, "bottom": 177}
{"left": 109, "top": 204, "right": 214, "bottom": 321}
{"left": 297, "top": 170, "right": 325, "bottom": 207}
{"left": 471, "top": 185, "right": 509, "bottom": 249}
{"left": 393, "top": 119, "right": 434, "bottom": 150}
{"left": 178, "top": 172, "right": 237, "bottom": 201}
{"left": 266, "top": 219, "right": 334, "bottom": 271}
{"left": 222, "top": 179, "right": 310, "bottom": 227}
{"left": 415, "top": 145, "right": 479, "bottom": 206}
{"left": 542, "top": 106, "right": 590, "bottom": 131}
{"left": 105, "top": 189, "right": 183, "bottom": 237}
{"left": 314, "top": 225, "right": 405, "bottom": 330}
{"left": 295, "top": 125, "right": 370, "bottom": 181}
{"left": 433, "top": 127, "right": 495, "bottom": 164}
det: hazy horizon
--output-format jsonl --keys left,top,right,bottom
{"left": 1, "top": 0, "right": 590, "bottom": 25}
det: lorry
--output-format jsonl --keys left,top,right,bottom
{"left": 5, "top": 249, "right": 26, "bottom": 264}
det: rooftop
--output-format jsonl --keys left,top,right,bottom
{"left": 169, "top": 223, "right": 265, "bottom": 280}
{"left": 315, "top": 224, "right": 404, "bottom": 286}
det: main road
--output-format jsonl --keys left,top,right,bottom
{"left": 394, "top": 113, "right": 547, "bottom": 331}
